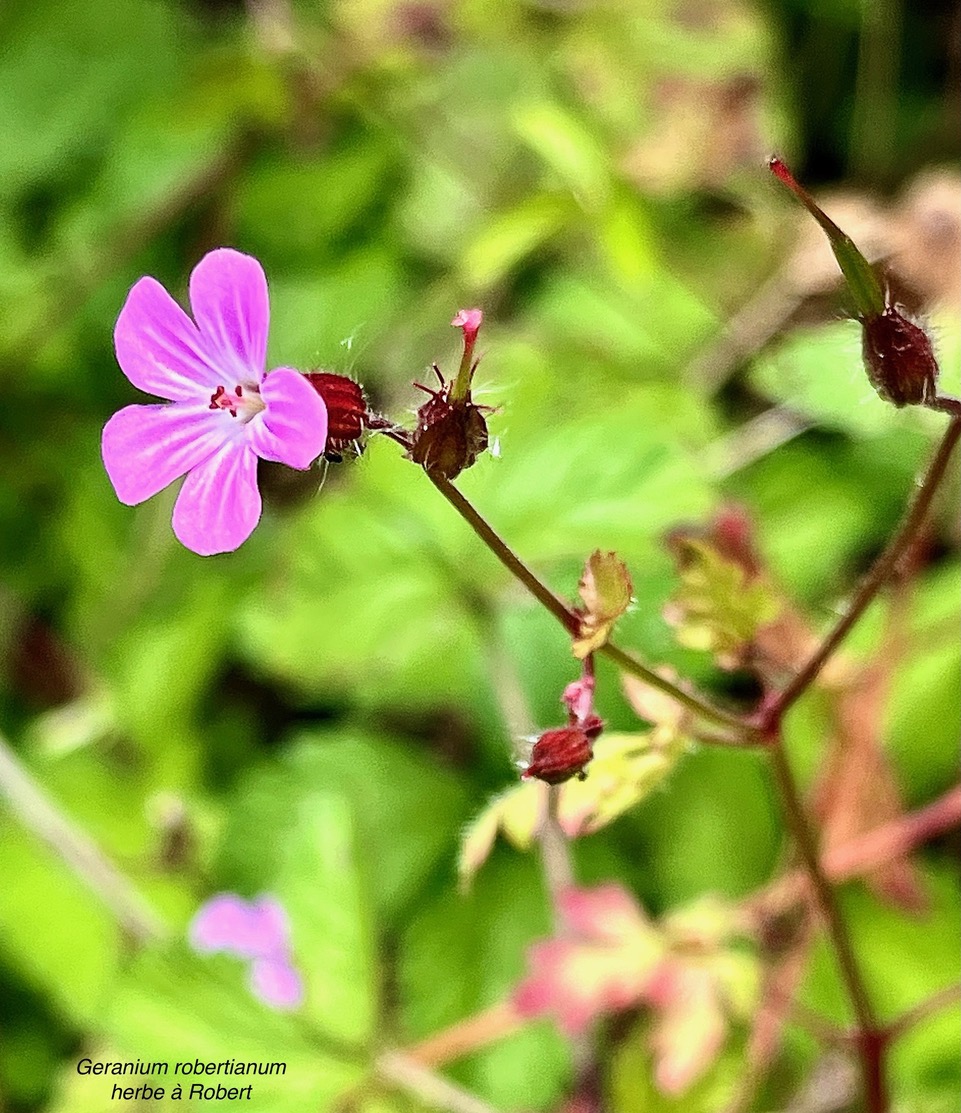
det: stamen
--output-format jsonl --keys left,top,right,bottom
{"left": 209, "top": 385, "right": 239, "bottom": 416}
{"left": 208, "top": 382, "right": 266, "bottom": 422}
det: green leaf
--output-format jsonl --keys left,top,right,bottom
{"left": 0, "top": 0, "right": 185, "bottom": 199}
{"left": 102, "top": 946, "right": 362, "bottom": 1112}
{"left": 458, "top": 193, "right": 571, "bottom": 289}
{"left": 0, "top": 825, "right": 120, "bottom": 1026}
{"left": 664, "top": 539, "right": 780, "bottom": 668}
{"left": 398, "top": 852, "right": 570, "bottom": 1109}
{"left": 220, "top": 733, "right": 468, "bottom": 923}
{"left": 512, "top": 101, "right": 611, "bottom": 208}
{"left": 274, "top": 793, "right": 377, "bottom": 1047}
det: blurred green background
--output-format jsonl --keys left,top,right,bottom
{"left": 0, "top": 0, "right": 959, "bottom": 1110}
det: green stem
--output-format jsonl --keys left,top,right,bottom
{"left": 597, "top": 642, "right": 749, "bottom": 734}
{"left": 427, "top": 475, "right": 749, "bottom": 735}
{"left": 428, "top": 475, "right": 578, "bottom": 633}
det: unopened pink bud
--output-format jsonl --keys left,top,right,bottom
{"left": 451, "top": 308, "right": 483, "bottom": 339}
{"left": 562, "top": 677, "right": 595, "bottom": 724}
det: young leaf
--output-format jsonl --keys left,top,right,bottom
{"left": 459, "top": 729, "right": 685, "bottom": 885}
{"left": 573, "top": 549, "right": 634, "bottom": 658}
{"left": 663, "top": 539, "right": 780, "bottom": 669}
{"left": 513, "top": 886, "right": 665, "bottom": 1034}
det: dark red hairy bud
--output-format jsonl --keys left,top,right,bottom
{"left": 409, "top": 379, "right": 489, "bottom": 480}
{"left": 409, "top": 308, "right": 491, "bottom": 480}
{"left": 861, "top": 304, "right": 940, "bottom": 407}
{"left": 304, "top": 372, "right": 369, "bottom": 458}
{"left": 769, "top": 157, "right": 944, "bottom": 411}
{"left": 523, "top": 727, "right": 593, "bottom": 785}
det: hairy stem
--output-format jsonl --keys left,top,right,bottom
{"left": 405, "top": 1002, "right": 525, "bottom": 1069}
{"left": 480, "top": 608, "right": 577, "bottom": 923}
{"left": 887, "top": 983, "right": 961, "bottom": 1041}
{"left": 427, "top": 475, "right": 747, "bottom": 734}
{"left": 772, "top": 416, "right": 961, "bottom": 720}
{"left": 752, "top": 783, "right": 961, "bottom": 915}
{"left": 375, "top": 1051, "right": 507, "bottom": 1113}
{"left": 769, "top": 741, "right": 885, "bottom": 1109}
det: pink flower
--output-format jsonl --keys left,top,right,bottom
{"left": 102, "top": 249, "right": 328, "bottom": 555}
{"left": 189, "top": 893, "right": 303, "bottom": 1011}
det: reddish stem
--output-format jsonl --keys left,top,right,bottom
{"left": 754, "top": 783, "right": 961, "bottom": 915}
{"left": 768, "top": 415, "right": 961, "bottom": 724}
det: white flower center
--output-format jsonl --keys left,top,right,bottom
{"left": 208, "top": 383, "right": 266, "bottom": 422}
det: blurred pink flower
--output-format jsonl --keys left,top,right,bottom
{"left": 102, "top": 249, "right": 328, "bottom": 555}
{"left": 513, "top": 885, "right": 663, "bottom": 1033}
{"left": 189, "top": 893, "right": 303, "bottom": 1011}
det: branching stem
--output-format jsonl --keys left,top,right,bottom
{"left": 415, "top": 409, "right": 961, "bottom": 1113}
{"left": 427, "top": 474, "right": 748, "bottom": 734}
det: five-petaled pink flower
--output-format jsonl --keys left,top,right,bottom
{"left": 102, "top": 249, "right": 328, "bottom": 555}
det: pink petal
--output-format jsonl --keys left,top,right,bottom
{"left": 189, "top": 894, "right": 255, "bottom": 954}
{"left": 247, "top": 897, "right": 293, "bottom": 957}
{"left": 559, "top": 884, "right": 647, "bottom": 944}
{"left": 249, "top": 957, "right": 303, "bottom": 1011}
{"left": 248, "top": 368, "right": 328, "bottom": 469}
{"left": 115, "top": 278, "right": 225, "bottom": 402}
{"left": 188, "top": 249, "right": 269, "bottom": 384}
{"left": 189, "top": 893, "right": 293, "bottom": 960}
{"left": 172, "top": 441, "right": 261, "bottom": 556}
{"left": 102, "top": 403, "right": 229, "bottom": 505}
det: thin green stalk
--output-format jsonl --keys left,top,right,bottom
{"left": 0, "top": 730, "right": 165, "bottom": 945}
{"left": 427, "top": 474, "right": 749, "bottom": 735}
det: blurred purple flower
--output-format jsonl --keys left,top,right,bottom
{"left": 102, "top": 249, "right": 328, "bottom": 556}
{"left": 189, "top": 893, "right": 303, "bottom": 1011}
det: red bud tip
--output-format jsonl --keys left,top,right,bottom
{"left": 767, "top": 156, "right": 797, "bottom": 191}
{"left": 768, "top": 155, "right": 885, "bottom": 318}
{"left": 768, "top": 155, "right": 839, "bottom": 232}
{"left": 451, "top": 308, "right": 483, "bottom": 339}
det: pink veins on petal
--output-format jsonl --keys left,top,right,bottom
{"left": 102, "top": 248, "right": 328, "bottom": 555}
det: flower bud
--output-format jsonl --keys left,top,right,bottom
{"left": 409, "top": 308, "right": 490, "bottom": 480}
{"left": 409, "top": 387, "right": 489, "bottom": 480}
{"left": 769, "top": 157, "right": 944, "bottom": 411}
{"left": 861, "top": 304, "right": 939, "bottom": 407}
{"left": 303, "top": 372, "right": 369, "bottom": 460}
{"left": 523, "top": 727, "right": 593, "bottom": 785}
